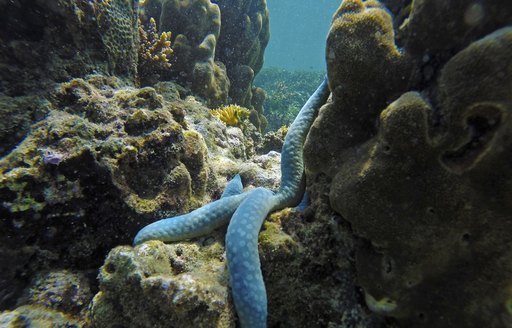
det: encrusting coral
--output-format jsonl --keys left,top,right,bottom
{"left": 138, "top": 17, "right": 174, "bottom": 85}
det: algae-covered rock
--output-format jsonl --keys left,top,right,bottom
{"left": 304, "top": 0, "right": 512, "bottom": 327}
{"left": 0, "top": 270, "right": 92, "bottom": 327}
{"left": 89, "top": 189, "right": 384, "bottom": 328}
{"left": 88, "top": 239, "right": 235, "bottom": 328}
{"left": 0, "top": 305, "right": 84, "bottom": 328}
{"left": 0, "top": 75, "right": 216, "bottom": 309}
{"left": 0, "top": 95, "right": 50, "bottom": 157}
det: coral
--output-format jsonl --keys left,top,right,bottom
{"left": 0, "top": 270, "right": 92, "bottom": 327}
{"left": 141, "top": 0, "right": 229, "bottom": 107}
{"left": 216, "top": 0, "right": 270, "bottom": 107}
{"left": 0, "top": 305, "right": 84, "bottom": 327}
{"left": 140, "top": 0, "right": 269, "bottom": 110}
{"left": 0, "top": 0, "right": 141, "bottom": 96}
{"left": 0, "top": 95, "right": 50, "bottom": 157}
{"left": 254, "top": 68, "right": 325, "bottom": 132}
{"left": 138, "top": 17, "right": 174, "bottom": 86}
{"left": 257, "top": 126, "right": 287, "bottom": 154}
{"left": 277, "top": 125, "right": 288, "bottom": 137}
{"left": 211, "top": 105, "right": 251, "bottom": 128}
{"left": 304, "top": 0, "right": 512, "bottom": 327}
{"left": 305, "top": 0, "right": 415, "bottom": 176}
{"left": 95, "top": 0, "right": 139, "bottom": 78}
{"left": 250, "top": 87, "right": 266, "bottom": 132}
{"left": 90, "top": 160, "right": 384, "bottom": 328}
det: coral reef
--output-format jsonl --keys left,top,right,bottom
{"left": 140, "top": 0, "right": 269, "bottom": 114}
{"left": 129, "top": 78, "right": 330, "bottom": 327}
{"left": 254, "top": 68, "right": 325, "bottom": 131}
{"left": 0, "top": 75, "right": 235, "bottom": 310}
{"left": 89, "top": 115, "right": 384, "bottom": 328}
{"left": 0, "top": 270, "right": 92, "bottom": 327}
{"left": 304, "top": 0, "right": 512, "bottom": 327}
{"left": 95, "top": 0, "right": 140, "bottom": 78}
{"left": 0, "top": 95, "right": 50, "bottom": 157}
{"left": 88, "top": 240, "right": 234, "bottom": 327}
{"left": 257, "top": 126, "right": 287, "bottom": 154}
{"left": 141, "top": 0, "right": 229, "bottom": 107}
{"left": 5, "top": 0, "right": 510, "bottom": 327}
{"left": 0, "top": 0, "right": 140, "bottom": 96}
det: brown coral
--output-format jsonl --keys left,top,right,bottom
{"left": 304, "top": 0, "right": 512, "bottom": 327}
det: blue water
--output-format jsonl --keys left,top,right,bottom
{"left": 263, "top": 0, "right": 341, "bottom": 71}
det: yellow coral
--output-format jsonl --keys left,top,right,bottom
{"left": 138, "top": 17, "right": 173, "bottom": 84}
{"left": 211, "top": 105, "right": 251, "bottom": 127}
{"left": 277, "top": 125, "right": 288, "bottom": 137}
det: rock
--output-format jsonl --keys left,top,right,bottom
{"left": 88, "top": 239, "right": 235, "bottom": 328}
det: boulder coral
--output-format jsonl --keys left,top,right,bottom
{"left": 216, "top": 0, "right": 270, "bottom": 108}
{"left": 95, "top": 0, "right": 140, "bottom": 78}
{"left": 304, "top": 0, "right": 512, "bottom": 327}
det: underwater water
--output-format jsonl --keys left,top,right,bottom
{"left": 263, "top": 0, "right": 340, "bottom": 71}
{"left": 1, "top": 0, "right": 512, "bottom": 328}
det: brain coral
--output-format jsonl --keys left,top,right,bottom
{"left": 304, "top": 0, "right": 512, "bottom": 327}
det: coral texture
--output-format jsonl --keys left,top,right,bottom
{"left": 140, "top": 0, "right": 269, "bottom": 116}
{"left": 216, "top": 0, "right": 270, "bottom": 107}
{"left": 141, "top": 0, "right": 229, "bottom": 107}
{"left": 90, "top": 80, "right": 384, "bottom": 328}
{"left": 88, "top": 240, "right": 234, "bottom": 327}
{"left": 304, "top": 1, "right": 512, "bottom": 327}
{"left": 0, "top": 0, "right": 140, "bottom": 96}
{"left": 95, "top": 0, "right": 140, "bottom": 78}
{"left": 132, "top": 78, "right": 330, "bottom": 327}
{"left": 0, "top": 76, "right": 220, "bottom": 309}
